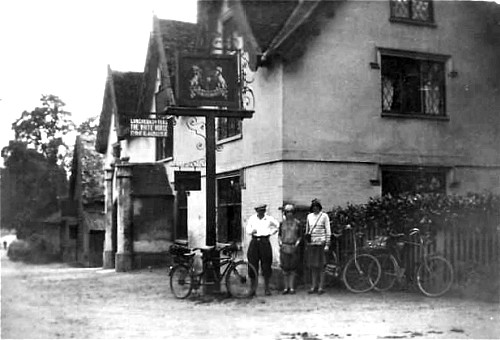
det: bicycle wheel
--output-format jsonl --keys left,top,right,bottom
{"left": 416, "top": 255, "right": 454, "bottom": 297}
{"left": 225, "top": 261, "right": 257, "bottom": 298}
{"left": 342, "top": 253, "right": 381, "bottom": 293}
{"left": 169, "top": 264, "right": 193, "bottom": 299}
{"left": 374, "top": 253, "right": 398, "bottom": 292}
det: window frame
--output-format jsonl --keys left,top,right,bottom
{"left": 216, "top": 117, "right": 242, "bottom": 144}
{"left": 175, "top": 190, "right": 188, "bottom": 242}
{"left": 379, "top": 48, "right": 449, "bottom": 120}
{"left": 155, "top": 117, "right": 174, "bottom": 161}
{"left": 381, "top": 165, "right": 448, "bottom": 196}
{"left": 216, "top": 172, "right": 242, "bottom": 244}
{"left": 389, "top": 0, "right": 436, "bottom": 27}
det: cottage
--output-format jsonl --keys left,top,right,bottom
{"left": 61, "top": 135, "right": 105, "bottom": 267}
{"left": 95, "top": 18, "right": 197, "bottom": 270}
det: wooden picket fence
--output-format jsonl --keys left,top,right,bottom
{"left": 361, "top": 220, "right": 500, "bottom": 285}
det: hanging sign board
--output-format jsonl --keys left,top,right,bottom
{"left": 129, "top": 118, "right": 170, "bottom": 137}
{"left": 176, "top": 54, "right": 240, "bottom": 108}
{"left": 175, "top": 171, "right": 201, "bottom": 191}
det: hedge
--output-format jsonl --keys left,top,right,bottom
{"left": 329, "top": 192, "right": 500, "bottom": 234}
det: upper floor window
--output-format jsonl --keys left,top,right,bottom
{"left": 390, "top": 0, "right": 434, "bottom": 24}
{"left": 381, "top": 50, "right": 447, "bottom": 117}
{"left": 217, "top": 118, "right": 241, "bottom": 141}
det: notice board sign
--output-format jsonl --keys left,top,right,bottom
{"left": 176, "top": 54, "right": 240, "bottom": 108}
{"left": 175, "top": 171, "right": 201, "bottom": 191}
{"left": 129, "top": 118, "right": 170, "bottom": 137}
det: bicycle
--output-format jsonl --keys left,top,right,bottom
{"left": 169, "top": 243, "right": 257, "bottom": 299}
{"left": 365, "top": 228, "right": 454, "bottom": 297}
{"left": 324, "top": 225, "right": 381, "bottom": 293}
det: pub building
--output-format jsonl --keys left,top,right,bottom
{"left": 96, "top": 0, "right": 500, "bottom": 274}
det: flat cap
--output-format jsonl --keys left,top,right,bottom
{"left": 254, "top": 204, "right": 267, "bottom": 211}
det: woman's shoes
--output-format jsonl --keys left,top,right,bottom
{"left": 282, "top": 288, "right": 290, "bottom": 295}
{"left": 289, "top": 289, "right": 296, "bottom": 295}
{"left": 307, "top": 288, "right": 324, "bottom": 294}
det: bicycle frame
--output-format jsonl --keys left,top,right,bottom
{"left": 192, "top": 251, "right": 235, "bottom": 288}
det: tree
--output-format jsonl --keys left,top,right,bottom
{"left": 1, "top": 95, "right": 72, "bottom": 238}
{"left": 11, "top": 95, "right": 74, "bottom": 165}
{"left": 76, "top": 115, "right": 100, "bottom": 136}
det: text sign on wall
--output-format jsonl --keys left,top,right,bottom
{"left": 176, "top": 54, "right": 240, "bottom": 108}
{"left": 129, "top": 118, "right": 170, "bottom": 137}
{"left": 175, "top": 171, "right": 201, "bottom": 191}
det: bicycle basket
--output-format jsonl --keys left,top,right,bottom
{"left": 364, "top": 235, "right": 389, "bottom": 249}
{"left": 324, "top": 263, "right": 340, "bottom": 277}
{"left": 169, "top": 244, "right": 191, "bottom": 256}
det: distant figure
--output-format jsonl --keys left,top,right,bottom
{"left": 3, "top": 241, "right": 6, "bottom": 250}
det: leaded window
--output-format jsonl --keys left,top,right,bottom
{"left": 381, "top": 53, "right": 446, "bottom": 116}
{"left": 217, "top": 117, "right": 241, "bottom": 141}
{"left": 390, "top": 0, "right": 434, "bottom": 23}
{"left": 382, "top": 166, "right": 446, "bottom": 196}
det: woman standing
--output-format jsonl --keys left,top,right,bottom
{"left": 305, "top": 199, "right": 331, "bottom": 294}
{"left": 278, "top": 204, "right": 302, "bottom": 294}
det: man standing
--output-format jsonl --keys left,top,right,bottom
{"left": 246, "top": 204, "right": 279, "bottom": 296}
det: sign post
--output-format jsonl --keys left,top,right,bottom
{"left": 170, "top": 53, "right": 254, "bottom": 248}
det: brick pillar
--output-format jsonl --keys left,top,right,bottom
{"left": 115, "top": 163, "right": 133, "bottom": 272}
{"left": 103, "top": 167, "right": 115, "bottom": 269}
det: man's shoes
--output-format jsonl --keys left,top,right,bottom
{"left": 265, "top": 289, "right": 272, "bottom": 296}
{"left": 317, "top": 289, "right": 325, "bottom": 295}
{"left": 308, "top": 288, "right": 318, "bottom": 294}
{"left": 289, "top": 289, "right": 296, "bottom": 295}
{"left": 282, "top": 289, "right": 290, "bottom": 295}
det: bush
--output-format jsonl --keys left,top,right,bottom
{"left": 7, "top": 235, "right": 60, "bottom": 263}
{"left": 329, "top": 192, "right": 500, "bottom": 234}
{"left": 7, "top": 239, "right": 31, "bottom": 261}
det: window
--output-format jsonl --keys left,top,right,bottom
{"left": 390, "top": 0, "right": 434, "bottom": 24}
{"left": 217, "top": 174, "right": 241, "bottom": 243}
{"left": 215, "top": 17, "right": 243, "bottom": 142}
{"left": 217, "top": 117, "right": 241, "bottom": 141}
{"left": 156, "top": 118, "right": 174, "bottom": 160}
{"left": 381, "top": 51, "right": 447, "bottom": 117}
{"left": 382, "top": 166, "right": 446, "bottom": 196}
{"left": 176, "top": 191, "right": 188, "bottom": 240}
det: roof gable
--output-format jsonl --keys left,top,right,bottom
{"left": 95, "top": 67, "right": 142, "bottom": 153}
{"left": 138, "top": 18, "right": 198, "bottom": 113}
{"left": 69, "top": 135, "right": 105, "bottom": 204}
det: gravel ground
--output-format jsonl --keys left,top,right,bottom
{"left": 1, "top": 249, "right": 499, "bottom": 339}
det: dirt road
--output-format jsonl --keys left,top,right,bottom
{"left": 1, "top": 250, "right": 498, "bottom": 339}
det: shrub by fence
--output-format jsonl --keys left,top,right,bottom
{"left": 328, "top": 193, "right": 499, "bottom": 299}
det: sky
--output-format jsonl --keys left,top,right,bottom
{"left": 0, "top": 0, "right": 197, "bottom": 163}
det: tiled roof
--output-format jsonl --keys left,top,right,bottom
{"left": 83, "top": 211, "right": 105, "bottom": 231}
{"left": 96, "top": 69, "right": 142, "bottom": 153}
{"left": 138, "top": 18, "right": 198, "bottom": 113}
{"left": 239, "top": 0, "right": 299, "bottom": 51}
{"left": 111, "top": 71, "right": 143, "bottom": 115}
{"left": 157, "top": 19, "right": 198, "bottom": 97}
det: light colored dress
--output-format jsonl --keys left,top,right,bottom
{"left": 279, "top": 218, "right": 301, "bottom": 272}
